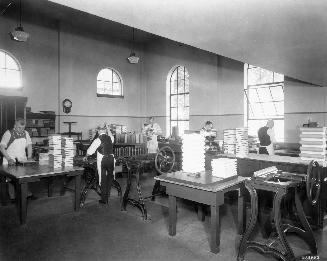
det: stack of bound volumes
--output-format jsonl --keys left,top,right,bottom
{"left": 48, "top": 134, "right": 62, "bottom": 168}
{"left": 182, "top": 133, "right": 205, "bottom": 173}
{"left": 235, "top": 127, "right": 249, "bottom": 157}
{"left": 299, "top": 127, "right": 327, "bottom": 162}
{"left": 62, "top": 137, "right": 74, "bottom": 167}
{"left": 211, "top": 158, "right": 237, "bottom": 178}
{"left": 223, "top": 129, "right": 236, "bottom": 154}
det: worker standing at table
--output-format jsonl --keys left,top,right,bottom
{"left": 84, "top": 125, "right": 114, "bottom": 204}
{"left": 143, "top": 116, "right": 162, "bottom": 153}
{"left": 0, "top": 118, "right": 33, "bottom": 199}
{"left": 258, "top": 119, "right": 276, "bottom": 155}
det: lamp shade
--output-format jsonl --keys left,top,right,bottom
{"left": 127, "top": 52, "right": 139, "bottom": 64}
{"left": 10, "top": 26, "right": 29, "bottom": 42}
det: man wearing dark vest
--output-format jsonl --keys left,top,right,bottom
{"left": 84, "top": 125, "right": 115, "bottom": 204}
{"left": 258, "top": 119, "right": 276, "bottom": 155}
{"left": 0, "top": 118, "right": 33, "bottom": 199}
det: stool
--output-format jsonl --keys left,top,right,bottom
{"left": 237, "top": 177, "right": 317, "bottom": 261}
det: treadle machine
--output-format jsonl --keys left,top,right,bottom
{"left": 74, "top": 157, "right": 122, "bottom": 207}
{"left": 120, "top": 154, "right": 156, "bottom": 220}
{"left": 238, "top": 160, "right": 321, "bottom": 261}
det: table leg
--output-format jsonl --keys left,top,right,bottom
{"left": 19, "top": 183, "right": 28, "bottom": 225}
{"left": 0, "top": 175, "right": 8, "bottom": 206}
{"left": 210, "top": 204, "right": 220, "bottom": 253}
{"left": 169, "top": 195, "right": 177, "bottom": 236}
{"left": 74, "top": 174, "right": 81, "bottom": 211}
{"left": 238, "top": 187, "right": 246, "bottom": 234}
{"left": 197, "top": 204, "right": 205, "bottom": 221}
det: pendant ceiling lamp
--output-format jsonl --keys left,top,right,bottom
{"left": 127, "top": 28, "right": 139, "bottom": 64}
{"left": 10, "top": 0, "right": 29, "bottom": 42}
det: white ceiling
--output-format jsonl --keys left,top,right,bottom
{"left": 48, "top": 0, "right": 327, "bottom": 86}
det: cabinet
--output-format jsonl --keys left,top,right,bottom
{"left": 0, "top": 95, "right": 27, "bottom": 137}
{"left": 25, "top": 111, "right": 56, "bottom": 138}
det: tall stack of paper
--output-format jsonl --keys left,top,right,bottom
{"left": 211, "top": 158, "right": 237, "bottom": 178}
{"left": 299, "top": 127, "right": 327, "bottom": 162}
{"left": 182, "top": 133, "right": 205, "bottom": 173}
{"left": 48, "top": 134, "right": 62, "bottom": 168}
{"left": 235, "top": 127, "right": 249, "bottom": 157}
{"left": 223, "top": 129, "right": 236, "bottom": 154}
{"left": 62, "top": 137, "right": 74, "bottom": 167}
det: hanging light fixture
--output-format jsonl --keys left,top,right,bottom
{"left": 127, "top": 28, "right": 139, "bottom": 64}
{"left": 10, "top": 0, "right": 29, "bottom": 42}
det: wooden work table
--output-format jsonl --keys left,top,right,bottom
{"left": 0, "top": 163, "right": 83, "bottom": 225}
{"left": 155, "top": 171, "right": 247, "bottom": 253}
{"left": 213, "top": 153, "right": 327, "bottom": 228}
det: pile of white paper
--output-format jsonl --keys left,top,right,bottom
{"left": 48, "top": 134, "right": 62, "bottom": 168}
{"left": 182, "top": 133, "right": 205, "bottom": 173}
{"left": 38, "top": 152, "right": 49, "bottom": 165}
{"left": 211, "top": 158, "right": 237, "bottom": 178}
{"left": 62, "top": 137, "right": 74, "bottom": 167}
{"left": 299, "top": 127, "right": 327, "bottom": 162}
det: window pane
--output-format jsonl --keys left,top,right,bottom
{"left": 248, "top": 67, "right": 260, "bottom": 85}
{"left": 171, "top": 108, "right": 177, "bottom": 120}
{"left": 112, "top": 72, "right": 119, "bottom": 83}
{"left": 170, "top": 95, "right": 177, "bottom": 107}
{"left": 262, "top": 102, "right": 276, "bottom": 117}
{"left": 0, "top": 71, "right": 6, "bottom": 86}
{"left": 247, "top": 88, "right": 260, "bottom": 102}
{"left": 171, "top": 121, "right": 178, "bottom": 134}
{"left": 171, "top": 80, "right": 177, "bottom": 94}
{"left": 185, "top": 78, "right": 189, "bottom": 92}
{"left": 184, "top": 94, "right": 189, "bottom": 107}
{"left": 183, "top": 107, "right": 189, "bottom": 120}
{"left": 113, "top": 82, "right": 121, "bottom": 95}
{"left": 270, "top": 86, "right": 284, "bottom": 100}
{"left": 249, "top": 103, "right": 265, "bottom": 118}
{"left": 171, "top": 70, "right": 177, "bottom": 81}
{"left": 177, "top": 66, "right": 185, "bottom": 80}
{"left": 256, "top": 87, "right": 272, "bottom": 102}
{"left": 6, "top": 55, "right": 18, "bottom": 70}
{"left": 178, "top": 79, "right": 184, "bottom": 93}
{"left": 260, "top": 68, "right": 273, "bottom": 84}
{"left": 177, "top": 94, "right": 184, "bottom": 108}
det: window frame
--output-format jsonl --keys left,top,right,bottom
{"left": 0, "top": 49, "right": 22, "bottom": 90}
{"left": 244, "top": 64, "right": 284, "bottom": 141}
{"left": 169, "top": 65, "right": 190, "bottom": 136}
{"left": 96, "top": 67, "right": 123, "bottom": 98}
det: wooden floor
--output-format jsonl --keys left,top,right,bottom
{"left": 0, "top": 171, "right": 326, "bottom": 261}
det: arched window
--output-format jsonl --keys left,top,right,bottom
{"left": 97, "top": 68, "right": 123, "bottom": 97}
{"left": 0, "top": 50, "right": 22, "bottom": 89}
{"left": 168, "top": 65, "right": 190, "bottom": 136}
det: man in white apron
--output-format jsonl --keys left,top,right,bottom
{"left": 258, "top": 119, "right": 276, "bottom": 155}
{"left": 143, "top": 117, "right": 162, "bottom": 153}
{"left": 0, "top": 118, "right": 33, "bottom": 199}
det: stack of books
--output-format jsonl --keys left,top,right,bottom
{"left": 223, "top": 129, "right": 236, "bottom": 154}
{"left": 62, "top": 137, "right": 74, "bottom": 167}
{"left": 211, "top": 158, "right": 237, "bottom": 178}
{"left": 182, "top": 133, "right": 205, "bottom": 173}
{"left": 235, "top": 127, "right": 249, "bottom": 157}
{"left": 38, "top": 152, "right": 49, "bottom": 165}
{"left": 48, "top": 134, "right": 62, "bottom": 168}
{"left": 299, "top": 127, "right": 327, "bottom": 162}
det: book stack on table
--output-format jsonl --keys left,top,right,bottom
{"left": 299, "top": 127, "right": 327, "bottom": 162}
{"left": 62, "top": 137, "right": 74, "bottom": 167}
{"left": 211, "top": 158, "right": 237, "bottom": 178}
{"left": 48, "top": 134, "right": 62, "bottom": 168}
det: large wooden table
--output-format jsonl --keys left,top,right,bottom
{"left": 0, "top": 163, "right": 83, "bottom": 224}
{"left": 155, "top": 171, "right": 247, "bottom": 253}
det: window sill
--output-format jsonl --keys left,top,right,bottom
{"left": 97, "top": 94, "right": 124, "bottom": 98}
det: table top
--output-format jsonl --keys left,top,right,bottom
{"left": 155, "top": 171, "right": 248, "bottom": 192}
{"left": 0, "top": 163, "right": 83, "bottom": 180}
